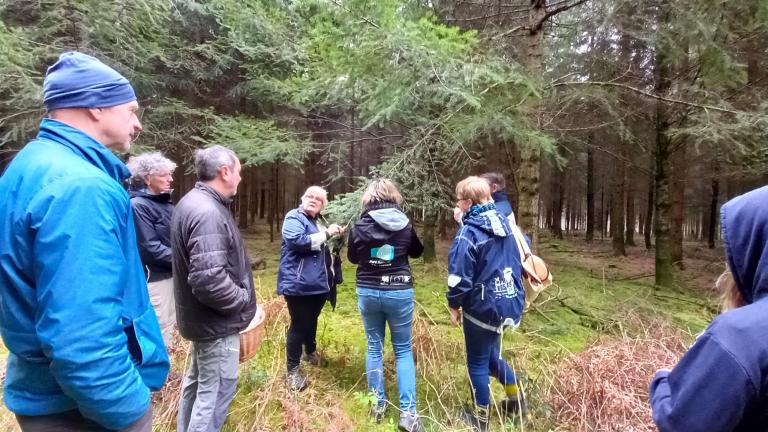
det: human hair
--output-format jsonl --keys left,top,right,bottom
{"left": 361, "top": 178, "right": 403, "bottom": 207}
{"left": 455, "top": 176, "right": 492, "bottom": 205}
{"left": 126, "top": 152, "right": 176, "bottom": 186}
{"left": 480, "top": 172, "right": 506, "bottom": 191}
{"left": 302, "top": 185, "right": 328, "bottom": 207}
{"left": 194, "top": 145, "right": 238, "bottom": 181}
{"left": 718, "top": 267, "right": 746, "bottom": 312}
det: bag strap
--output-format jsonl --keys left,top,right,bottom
{"left": 506, "top": 213, "right": 544, "bottom": 285}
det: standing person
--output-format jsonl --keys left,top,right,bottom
{"left": 171, "top": 145, "right": 257, "bottom": 432}
{"left": 650, "top": 186, "right": 768, "bottom": 431}
{"left": 127, "top": 152, "right": 177, "bottom": 347}
{"left": 479, "top": 172, "right": 513, "bottom": 218}
{"left": 0, "top": 51, "right": 169, "bottom": 431}
{"left": 277, "top": 186, "right": 344, "bottom": 391}
{"left": 347, "top": 179, "right": 424, "bottom": 432}
{"left": 447, "top": 176, "right": 528, "bottom": 432}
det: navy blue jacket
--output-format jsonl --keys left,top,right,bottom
{"left": 447, "top": 207, "right": 524, "bottom": 330}
{"left": 492, "top": 190, "right": 513, "bottom": 218}
{"left": 348, "top": 202, "right": 423, "bottom": 290}
{"left": 0, "top": 119, "right": 169, "bottom": 429}
{"left": 277, "top": 207, "right": 333, "bottom": 297}
{"left": 130, "top": 188, "right": 173, "bottom": 282}
{"left": 650, "top": 185, "right": 768, "bottom": 432}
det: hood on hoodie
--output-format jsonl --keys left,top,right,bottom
{"left": 721, "top": 185, "right": 768, "bottom": 304}
{"left": 464, "top": 209, "right": 512, "bottom": 238}
{"left": 369, "top": 208, "right": 410, "bottom": 231}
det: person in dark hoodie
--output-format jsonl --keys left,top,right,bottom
{"left": 447, "top": 176, "right": 527, "bottom": 432}
{"left": 650, "top": 185, "right": 768, "bottom": 432}
{"left": 127, "top": 152, "right": 177, "bottom": 347}
{"left": 479, "top": 172, "right": 513, "bottom": 218}
{"left": 347, "top": 179, "right": 424, "bottom": 432}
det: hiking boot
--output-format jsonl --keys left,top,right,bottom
{"left": 370, "top": 402, "right": 386, "bottom": 423}
{"left": 458, "top": 405, "right": 488, "bottom": 432}
{"left": 302, "top": 351, "right": 328, "bottom": 367}
{"left": 398, "top": 412, "right": 423, "bottom": 432}
{"left": 286, "top": 367, "right": 309, "bottom": 392}
{"left": 500, "top": 392, "right": 529, "bottom": 418}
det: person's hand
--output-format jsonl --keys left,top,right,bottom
{"left": 453, "top": 207, "right": 463, "bottom": 223}
{"left": 326, "top": 224, "right": 344, "bottom": 237}
{"left": 449, "top": 307, "right": 462, "bottom": 326}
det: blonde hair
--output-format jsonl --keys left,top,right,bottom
{"left": 301, "top": 185, "right": 328, "bottom": 207}
{"left": 455, "top": 176, "right": 492, "bottom": 205}
{"left": 718, "top": 267, "right": 745, "bottom": 312}
{"left": 361, "top": 179, "right": 403, "bottom": 207}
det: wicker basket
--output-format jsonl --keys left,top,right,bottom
{"left": 239, "top": 306, "right": 266, "bottom": 363}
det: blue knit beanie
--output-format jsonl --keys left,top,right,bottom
{"left": 43, "top": 51, "right": 136, "bottom": 110}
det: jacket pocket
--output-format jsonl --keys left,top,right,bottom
{"left": 296, "top": 258, "right": 305, "bottom": 279}
{"left": 125, "top": 308, "right": 171, "bottom": 391}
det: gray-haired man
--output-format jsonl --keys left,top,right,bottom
{"left": 171, "top": 145, "right": 257, "bottom": 432}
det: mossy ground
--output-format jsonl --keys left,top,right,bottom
{"left": 0, "top": 227, "right": 721, "bottom": 431}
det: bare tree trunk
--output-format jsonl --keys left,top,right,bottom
{"left": 422, "top": 212, "right": 437, "bottom": 263}
{"left": 611, "top": 156, "right": 626, "bottom": 256}
{"left": 625, "top": 170, "right": 636, "bottom": 246}
{"left": 669, "top": 142, "right": 687, "bottom": 268}
{"left": 644, "top": 155, "right": 654, "bottom": 250}
{"left": 586, "top": 145, "right": 595, "bottom": 242}
{"left": 708, "top": 158, "right": 720, "bottom": 249}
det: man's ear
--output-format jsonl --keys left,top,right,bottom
{"left": 219, "top": 164, "right": 231, "bottom": 180}
{"left": 86, "top": 108, "right": 103, "bottom": 121}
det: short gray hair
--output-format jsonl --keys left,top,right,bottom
{"left": 194, "top": 145, "right": 238, "bottom": 181}
{"left": 126, "top": 152, "right": 176, "bottom": 185}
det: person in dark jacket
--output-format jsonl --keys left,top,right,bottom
{"left": 127, "top": 152, "right": 177, "bottom": 346}
{"left": 347, "top": 179, "right": 424, "bottom": 432}
{"left": 277, "top": 186, "right": 344, "bottom": 391}
{"left": 447, "top": 176, "right": 527, "bottom": 432}
{"left": 650, "top": 185, "right": 768, "bottom": 432}
{"left": 0, "top": 51, "right": 167, "bottom": 431}
{"left": 479, "top": 172, "right": 513, "bottom": 218}
{"left": 171, "top": 145, "right": 257, "bottom": 432}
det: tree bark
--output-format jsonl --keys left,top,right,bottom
{"left": 611, "top": 156, "right": 626, "bottom": 256}
{"left": 708, "top": 159, "right": 720, "bottom": 249}
{"left": 586, "top": 145, "right": 595, "bottom": 242}
{"left": 669, "top": 141, "right": 687, "bottom": 268}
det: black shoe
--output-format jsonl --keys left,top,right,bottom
{"left": 302, "top": 351, "right": 328, "bottom": 367}
{"left": 458, "top": 405, "right": 488, "bottom": 432}
{"left": 500, "top": 393, "right": 529, "bottom": 418}
{"left": 398, "top": 412, "right": 423, "bottom": 432}
{"left": 286, "top": 367, "right": 309, "bottom": 392}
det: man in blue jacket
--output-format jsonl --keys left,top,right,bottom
{"left": 0, "top": 52, "right": 169, "bottom": 431}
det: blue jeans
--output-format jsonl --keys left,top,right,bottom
{"left": 357, "top": 287, "right": 417, "bottom": 413}
{"left": 463, "top": 319, "right": 517, "bottom": 407}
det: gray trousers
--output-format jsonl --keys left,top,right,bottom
{"left": 177, "top": 334, "right": 240, "bottom": 432}
{"left": 147, "top": 277, "right": 176, "bottom": 347}
{"left": 16, "top": 406, "right": 151, "bottom": 431}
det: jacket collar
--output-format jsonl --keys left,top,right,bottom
{"left": 37, "top": 118, "right": 130, "bottom": 182}
{"left": 194, "top": 181, "right": 232, "bottom": 205}
{"left": 363, "top": 201, "right": 402, "bottom": 213}
{"left": 128, "top": 187, "right": 173, "bottom": 203}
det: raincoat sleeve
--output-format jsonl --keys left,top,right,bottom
{"left": 649, "top": 331, "right": 755, "bottom": 432}
{"left": 282, "top": 210, "right": 324, "bottom": 252}
{"left": 346, "top": 226, "right": 360, "bottom": 264}
{"left": 131, "top": 200, "right": 172, "bottom": 268}
{"left": 29, "top": 178, "right": 149, "bottom": 430}
{"left": 446, "top": 229, "right": 477, "bottom": 310}
{"left": 186, "top": 209, "right": 250, "bottom": 314}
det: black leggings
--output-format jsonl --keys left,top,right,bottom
{"left": 285, "top": 294, "right": 327, "bottom": 370}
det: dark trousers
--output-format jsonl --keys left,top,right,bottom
{"left": 284, "top": 293, "right": 327, "bottom": 370}
{"left": 463, "top": 319, "right": 518, "bottom": 407}
{"left": 16, "top": 406, "right": 152, "bottom": 432}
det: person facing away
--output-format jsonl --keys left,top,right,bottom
{"left": 277, "top": 186, "right": 344, "bottom": 392}
{"left": 126, "top": 152, "right": 177, "bottom": 347}
{"left": 447, "top": 176, "right": 528, "bottom": 432}
{"left": 650, "top": 185, "right": 768, "bottom": 432}
{"left": 479, "top": 172, "right": 513, "bottom": 218}
{"left": 347, "top": 179, "right": 424, "bottom": 432}
{"left": 171, "top": 145, "right": 257, "bottom": 432}
{"left": 0, "top": 51, "right": 169, "bottom": 431}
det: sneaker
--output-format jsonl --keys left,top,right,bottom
{"left": 458, "top": 405, "right": 488, "bottom": 432}
{"left": 398, "top": 412, "right": 423, "bottom": 432}
{"left": 500, "top": 393, "right": 529, "bottom": 418}
{"left": 286, "top": 367, "right": 309, "bottom": 392}
{"left": 302, "top": 351, "right": 328, "bottom": 367}
{"left": 371, "top": 402, "right": 386, "bottom": 423}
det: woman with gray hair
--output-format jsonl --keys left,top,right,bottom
{"left": 277, "top": 185, "right": 344, "bottom": 391}
{"left": 126, "top": 151, "right": 177, "bottom": 347}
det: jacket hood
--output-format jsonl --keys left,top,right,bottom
{"left": 464, "top": 209, "right": 512, "bottom": 238}
{"left": 369, "top": 208, "right": 409, "bottom": 231}
{"left": 128, "top": 187, "right": 172, "bottom": 203}
{"left": 37, "top": 118, "right": 130, "bottom": 182}
{"left": 721, "top": 185, "right": 768, "bottom": 304}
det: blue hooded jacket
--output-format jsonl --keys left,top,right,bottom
{"left": 650, "top": 185, "right": 768, "bottom": 432}
{"left": 277, "top": 207, "right": 332, "bottom": 296}
{"left": 0, "top": 119, "right": 170, "bottom": 430}
{"left": 491, "top": 190, "right": 513, "bottom": 218}
{"left": 447, "top": 207, "right": 525, "bottom": 331}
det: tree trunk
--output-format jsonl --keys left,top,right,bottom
{"left": 586, "top": 145, "right": 595, "bottom": 242}
{"left": 625, "top": 170, "right": 636, "bottom": 246}
{"left": 708, "top": 159, "right": 720, "bottom": 249}
{"left": 669, "top": 141, "right": 687, "bottom": 268}
{"left": 611, "top": 156, "right": 626, "bottom": 256}
{"left": 421, "top": 212, "right": 437, "bottom": 263}
{"left": 644, "top": 155, "right": 654, "bottom": 250}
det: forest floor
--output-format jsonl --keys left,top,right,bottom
{"left": 0, "top": 227, "right": 725, "bottom": 431}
